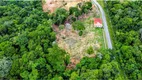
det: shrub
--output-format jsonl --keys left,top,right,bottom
{"left": 59, "top": 25, "right": 65, "bottom": 30}
{"left": 72, "top": 20, "right": 85, "bottom": 31}
{"left": 87, "top": 46, "right": 94, "bottom": 54}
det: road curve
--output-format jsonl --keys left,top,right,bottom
{"left": 92, "top": 0, "right": 113, "bottom": 49}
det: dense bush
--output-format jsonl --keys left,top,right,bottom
{"left": 69, "top": 7, "right": 81, "bottom": 17}
{"left": 72, "top": 20, "right": 85, "bottom": 31}
{"left": 105, "top": 1, "right": 142, "bottom": 79}
{"left": 81, "top": 2, "right": 92, "bottom": 13}
{"left": 0, "top": 1, "right": 69, "bottom": 79}
{"left": 86, "top": 46, "right": 94, "bottom": 54}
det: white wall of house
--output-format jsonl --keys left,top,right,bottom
{"left": 95, "top": 22, "right": 102, "bottom": 28}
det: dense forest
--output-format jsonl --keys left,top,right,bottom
{"left": 105, "top": 1, "right": 142, "bottom": 79}
{"left": 0, "top": 0, "right": 142, "bottom": 80}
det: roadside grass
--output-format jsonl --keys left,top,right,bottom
{"left": 93, "top": 28, "right": 106, "bottom": 49}
{"left": 97, "top": 0, "right": 105, "bottom": 8}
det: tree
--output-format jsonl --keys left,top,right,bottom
{"left": 53, "top": 8, "right": 68, "bottom": 25}
{"left": 81, "top": 2, "right": 92, "bottom": 13}
{"left": 70, "top": 72, "right": 80, "bottom": 80}
{"left": 46, "top": 45, "right": 68, "bottom": 74}
{"left": 80, "top": 70, "right": 99, "bottom": 79}
{"left": 139, "top": 28, "right": 142, "bottom": 41}
{"left": 0, "top": 57, "right": 12, "bottom": 78}
{"left": 69, "top": 7, "right": 81, "bottom": 17}
{"left": 29, "top": 69, "right": 39, "bottom": 80}
{"left": 100, "top": 63, "right": 114, "bottom": 79}
{"left": 52, "top": 76, "right": 63, "bottom": 80}
{"left": 20, "top": 71, "right": 29, "bottom": 80}
{"left": 0, "top": 41, "right": 16, "bottom": 57}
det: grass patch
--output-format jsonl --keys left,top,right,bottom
{"left": 93, "top": 28, "right": 106, "bottom": 49}
{"left": 87, "top": 46, "right": 94, "bottom": 54}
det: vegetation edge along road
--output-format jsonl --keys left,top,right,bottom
{"left": 97, "top": 1, "right": 128, "bottom": 79}
{"left": 92, "top": 0, "right": 113, "bottom": 49}
{"left": 97, "top": 0, "right": 116, "bottom": 47}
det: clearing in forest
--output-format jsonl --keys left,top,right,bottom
{"left": 55, "top": 15, "right": 105, "bottom": 67}
{"left": 43, "top": 0, "right": 105, "bottom": 68}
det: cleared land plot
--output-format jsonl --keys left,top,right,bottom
{"left": 57, "top": 17, "right": 105, "bottom": 61}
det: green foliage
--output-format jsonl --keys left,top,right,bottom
{"left": 71, "top": 16, "right": 77, "bottom": 22}
{"left": 106, "top": 1, "right": 142, "bottom": 79}
{"left": 53, "top": 8, "right": 68, "bottom": 25}
{"left": 139, "top": 28, "right": 142, "bottom": 41}
{"left": 86, "top": 46, "right": 94, "bottom": 54}
{"left": 79, "top": 31, "right": 83, "bottom": 36}
{"left": 20, "top": 71, "right": 29, "bottom": 80}
{"left": 52, "top": 75, "right": 63, "bottom": 80}
{"left": 70, "top": 72, "right": 80, "bottom": 80}
{"left": 81, "top": 2, "right": 92, "bottom": 13}
{"left": 72, "top": 20, "right": 85, "bottom": 31}
{"left": 0, "top": 1, "right": 69, "bottom": 79}
{"left": 69, "top": 7, "right": 81, "bottom": 17}
{"left": 80, "top": 69, "right": 99, "bottom": 79}
{"left": 46, "top": 44, "right": 68, "bottom": 73}
{"left": 59, "top": 25, "right": 65, "bottom": 30}
{"left": 29, "top": 69, "right": 39, "bottom": 80}
{"left": 0, "top": 57, "right": 12, "bottom": 78}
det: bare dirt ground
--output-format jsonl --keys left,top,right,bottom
{"left": 120, "top": 0, "right": 124, "bottom": 3}
{"left": 42, "top": 0, "right": 90, "bottom": 13}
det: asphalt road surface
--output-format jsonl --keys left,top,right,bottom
{"left": 92, "top": 0, "right": 113, "bottom": 49}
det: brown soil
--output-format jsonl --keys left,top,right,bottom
{"left": 66, "top": 58, "right": 80, "bottom": 69}
{"left": 42, "top": 0, "right": 91, "bottom": 13}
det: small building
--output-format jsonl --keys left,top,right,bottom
{"left": 94, "top": 18, "right": 103, "bottom": 28}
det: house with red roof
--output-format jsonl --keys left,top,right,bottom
{"left": 94, "top": 18, "right": 103, "bottom": 28}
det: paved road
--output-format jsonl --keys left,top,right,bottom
{"left": 92, "top": 0, "right": 113, "bottom": 49}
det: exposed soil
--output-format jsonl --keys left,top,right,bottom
{"left": 120, "top": 0, "right": 124, "bottom": 3}
{"left": 42, "top": 0, "right": 91, "bottom": 13}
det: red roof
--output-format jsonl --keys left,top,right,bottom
{"left": 94, "top": 18, "right": 102, "bottom": 24}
